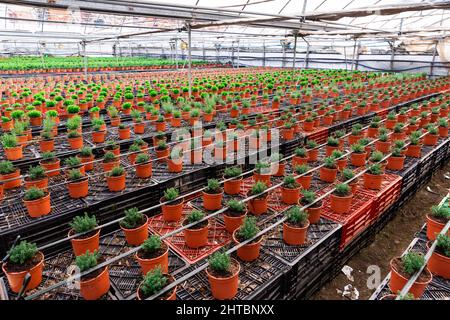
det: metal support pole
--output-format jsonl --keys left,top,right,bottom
{"left": 389, "top": 41, "right": 395, "bottom": 72}
{"left": 202, "top": 43, "right": 206, "bottom": 61}
{"left": 231, "top": 41, "right": 235, "bottom": 68}
{"left": 237, "top": 40, "right": 240, "bottom": 69}
{"left": 292, "top": 33, "right": 298, "bottom": 70}
{"left": 351, "top": 39, "right": 357, "bottom": 71}
{"left": 430, "top": 41, "right": 438, "bottom": 77}
{"left": 82, "top": 41, "right": 87, "bottom": 78}
{"left": 187, "top": 23, "right": 192, "bottom": 98}
{"left": 282, "top": 43, "right": 286, "bottom": 68}
{"left": 355, "top": 41, "right": 360, "bottom": 71}
{"left": 175, "top": 38, "right": 178, "bottom": 70}
{"left": 305, "top": 42, "right": 310, "bottom": 69}
{"left": 262, "top": 40, "right": 266, "bottom": 67}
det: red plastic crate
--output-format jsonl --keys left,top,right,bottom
{"left": 320, "top": 191, "right": 374, "bottom": 249}
{"left": 148, "top": 202, "right": 231, "bottom": 264}
{"left": 305, "top": 127, "right": 328, "bottom": 144}
{"left": 358, "top": 173, "right": 402, "bottom": 221}
{"left": 240, "top": 177, "right": 292, "bottom": 213}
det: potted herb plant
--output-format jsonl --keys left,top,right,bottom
{"left": 283, "top": 206, "right": 309, "bottom": 245}
{"left": 319, "top": 157, "right": 338, "bottom": 183}
{"left": 202, "top": 179, "right": 223, "bottom": 211}
{"left": 330, "top": 183, "right": 353, "bottom": 214}
{"left": 135, "top": 235, "right": 169, "bottom": 274}
{"left": 183, "top": 210, "right": 209, "bottom": 248}
{"left": 135, "top": 153, "right": 152, "bottom": 178}
{"left": 427, "top": 234, "right": 450, "bottom": 279}
{"left": 23, "top": 187, "right": 51, "bottom": 218}
{"left": 67, "top": 168, "right": 89, "bottom": 199}
{"left": 281, "top": 175, "right": 301, "bottom": 205}
{"left": 233, "top": 216, "right": 262, "bottom": 261}
{"left": 160, "top": 187, "right": 183, "bottom": 222}
{"left": 247, "top": 181, "right": 268, "bottom": 215}
{"left": 223, "top": 200, "right": 247, "bottom": 234}
{"left": 136, "top": 266, "right": 176, "bottom": 300}
{"left": 106, "top": 166, "right": 126, "bottom": 192}
{"left": 363, "top": 163, "right": 384, "bottom": 190}
{"left": 76, "top": 250, "right": 111, "bottom": 300}
{"left": 223, "top": 166, "right": 242, "bottom": 195}
{"left": 69, "top": 213, "right": 99, "bottom": 256}
{"left": 120, "top": 207, "right": 148, "bottom": 246}
{"left": 426, "top": 205, "right": 450, "bottom": 241}
{"left": 300, "top": 190, "right": 322, "bottom": 224}
{"left": 24, "top": 165, "right": 48, "bottom": 190}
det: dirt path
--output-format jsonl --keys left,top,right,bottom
{"left": 312, "top": 162, "right": 450, "bottom": 300}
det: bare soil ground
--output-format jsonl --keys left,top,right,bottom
{"left": 312, "top": 162, "right": 450, "bottom": 300}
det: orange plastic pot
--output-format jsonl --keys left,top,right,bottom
{"left": 118, "top": 128, "right": 131, "bottom": 140}
{"left": 426, "top": 242, "right": 450, "bottom": 279}
{"left": 247, "top": 193, "right": 268, "bottom": 215}
{"left": 389, "top": 258, "right": 432, "bottom": 299}
{"left": 438, "top": 126, "right": 448, "bottom": 138}
{"left": 319, "top": 167, "right": 337, "bottom": 183}
{"left": 110, "top": 117, "right": 121, "bottom": 127}
{"left": 375, "top": 141, "right": 391, "bottom": 154}
{"left": 155, "top": 148, "right": 170, "bottom": 162}
{"left": 154, "top": 122, "right": 166, "bottom": 131}
{"left": 107, "top": 174, "right": 126, "bottom": 192}
{"left": 184, "top": 220, "right": 209, "bottom": 248}
{"left": 80, "top": 155, "right": 94, "bottom": 171}
{"left": 2, "top": 252, "right": 44, "bottom": 293}
{"left": 121, "top": 217, "right": 149, "bottom": 246}
{"left": 337, "top": 158, "right": 347, "bottom": 170}
{"left": 363, "top": 172, "right": 383, "bottom": 190}
{"left": 281, "top": 128, "right": 294, "bottom": 140}
{"left": 40, "top": 159, "right": 60, "bottom": 177}
{"left": 24, "top": 177, "right": 48, "bottom": 191}
{"left": 350, "top": 152, "right": 367, "bottom": 167}
{"left": 223, "top": 211, "right": 247, "bottom": 234}
{"left": 406, "top": 144, "right": 422, "bottom": 158}
{"left": 102, "top": 160, "right": 120, "bottom": 172}
{"left": 39, "top": 139, "right": 55, "bottom": 152}
{"left": 253, "top": 171, "right": 271, "bottom": 187}
{"left": 306, "top": 203, "right": 322, "bottom": 224}
{"left": 68, "top": 136, "right": 83, "bottom": 150}
{"left": 233, "top": 230, "right": 262, "bottom": 262}
{"left": 202, "top": 190, "right": 223, "bottom": 211}
{"left": 133, "top": 122, "right": 145, "bottom": 134}
{"left": 281, "top": 186, "right": 301, "bottom": 205}
{"left": 330, "top": 194, "right": 353, "bottom": 214}
{"left": 305, "top": 148, "right": 319, "bottom": 163}
{"left": 426, "top": 215, "right": 449, "bottom": 240}
{"left": 272, "top": 162, "right": 286, "bottom": 177}
{"left": 348, "top": 134, "right": 362, "bottom": 146}
{"left": 137, "top": 274, "right": 177, "bottom": 300}
{"left": 206, "top": 259, "right": 240, "bottom": 300}
{"left": 303, "top": 121, "right": 314, "bottom": 131}
{"left": 296, "top": 174, "right": 312, "bottom": 189}
{"left": 67, "top": 178, "right": 89, "bottom": 199}
{"left": 224, "top": 177, "right": 242, "bottom": 195}
{"left": 387, "top": 156, "right": 405, "bottom": 171}
{"left": 424, "top": 133, "right": 438, "bottom": 146}
{"left": 80, "top": 266, "right": 110, "bottom": 300}
{"left": 325, "top": 145, "right": 339, "bottom": 157}
{"left": 135, "top": 162, "right": 152, "bottom": 178}
{"left": 4, "top": 146, "right": 23, "bottom": 161}
{"left": 135, "top": 245, "right": 169, "bottom": 274}
{"left": 70, "top": 229, "right": 100, "bottom": 256}
{"left": 161, "top": 198, "right": 184, "bottom": 222}
{"left": 283, "top": 221, "right": 309, "bottom": 245}
{"left": 92, "top": 130, "right": 106, "bottom": 144}
{"left": 292, "top": 156, "right": 307, "bottom": 167}
{"left": 167, "top": 158, "right": 183, "bottom": 173}
{"left": 23, "top": 192, "right": 51, "bottom": 218}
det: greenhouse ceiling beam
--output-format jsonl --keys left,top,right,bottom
{"left": 297, "top": 26, "right": 450, "bottom": 37}
{"left": 304, "top": 1, "right": 450, "bottom": 21}
{"left": 4, "top": 0, "right": 328, "bottom": 31}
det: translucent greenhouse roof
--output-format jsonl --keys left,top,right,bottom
{"left": 0, "top": 0, "right": 448, "bottom": 44}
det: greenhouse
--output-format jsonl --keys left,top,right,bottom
{"left": 0, "top": 0, "right": 448, "bottom": 304}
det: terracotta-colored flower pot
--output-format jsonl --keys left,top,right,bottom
{"left": 387, "top": 156, "right": 405, "bottom": 171}
{"left": 223, "top": 211, "right": 247, "bottom": 234}
{"left": 167, "top": 158, "right": 183, "bottom": 173}
{"left": 80, "top": 266, "right": 110, "bottom": 300}
{"left": 206, "top": 258, "right": 240, "bottom": 300}
{"left": 325, "top": 145, "right": 339, "bottom": 157}
{"left": 135, "top": 243, "right": 169, "bottom": 274}
{"left": 247, "top": 192, "right": 268, "bottom": 215}
{"left": 307, "top": 149, "right": 319, "bottom": 162}
{"left": 330, "top": 193, "right": 353, "bottom": 214}
{"left": 106, "top": 174, "right": 126, "bottom": 192}
{"left": 281, "top": 186, "right": 301, "bottom": 205}
{"left": 426, "top": 241, "right": 450, "bottom": 279}
{"left": 389, "top": 258, "right": 432, "bottom": 299}
{"left": 39, "top": 139, "right": 55, "bottom": 152}
{"left": 184, "top": 220, "right": 209, "bottom": 248}
{"left": 121, "top": 216, "right": 149, "bottom": 246}
{"left": 202, "top": 190, "right": 223, "bottom": 211}
{"left": 375, "top": 141, "right": 391, "bottom": 154}
{"left": 70, "top": 228, "right": 100, "bottom": 256}
{"left": 233, "top": 230, "right": 263, "bottom": 262}
{"left": 92, "top": 130, "right": 106, "bottom": 144}
{"left": 23, "top": 192, "right": 51, "bottom": 218}
{"left": 102, "top": 160, "right": 120, "bottom": 172}
{"left": 253, "top": 171, "right": 271, "bottom": 187}
{"left": 118, "top": 128, "right": 131, "bottom": 140}
{"left": 155, "top": 148, "right": 169, "bottom": 162}
{"left": 319, "top": 167, "right": 337, "bottom": 183}
{"left": 350, "top": 152, "right": 367, "bottom": 167}
{"left": 24, "top": 177, "right": 48, "bottom": 191}
{"left": 224, "top": 177, "right": 242, "bottom": 195}
{"left": 4, "top": 146, "right": 23, "bottom": 161}
{"left": 40, "top": 159, "right": 60, "bottom": 177}
{"left": 67, "top": 178, "right": 89, "bottom": 198}
{"left": 306, "top": 203, "right": 322, "bottom": 224}
{"left": 292, "top": 156, "right": 308, "bottom": 167}
{"left": 363, "top": 172, "right": 383, "bottom": 190}
{"left": 406, "top": 144, "right": 422, "bottom": 158}
{"left": 283, "top": 220, "right": 309, "bottom": 245}
{"left": 68, "top": 136, "right": 83, "bottom": 150}
{"left": 161, "top": 198, "right": 184, "bottom": 222}
{"left": 426, "top": 214, "right": 449, "bottom": 240}
{"left": 135, "top": 162, "right": 152, "bottom": 178}
{"left": 423, "top": 133, "right": 438, "bottom": 146}
{"left": 2, "top": 251, "right": 44, "bottom": 293}
{"left": 295, "top": 174, "right": 312, "bottom": 190}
